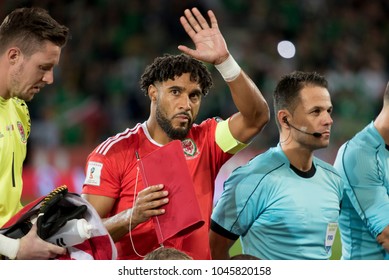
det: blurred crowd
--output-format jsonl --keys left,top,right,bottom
{"left": 1, "top": 0, "right": 388, "bottom": 196}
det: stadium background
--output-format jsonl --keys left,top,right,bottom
{"left": 2, "top": 0, "right": 388, "bottom": 259}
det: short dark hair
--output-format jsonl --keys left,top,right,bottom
{"left": 0, "top": 7, "right": 69, "bottom": 55}
{"left": 273, "top": 71, "right": 328, "bottom": 121}
{"left": 140, "top": 53, "right": 213, "bottom": 97}
{"left": 230, "top": 254, "right": 261, "bottom": 260}
{"left": 143, "top": 247, "right": 192, "bottom": 260}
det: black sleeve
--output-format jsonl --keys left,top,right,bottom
{"left": 210, "top": 219, "right": 239, "bottom": 241}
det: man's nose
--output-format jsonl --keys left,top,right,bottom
{"left": 179, "top": 95, "right": 191, "bottom": 110}
{"left": 323, "top": 112, "right": 333, "bottom": 126}
{"left": 42, "top": 70, "right": 54, "bottom": 84}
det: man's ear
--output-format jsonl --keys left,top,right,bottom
{"left": 277, "top": 110, "right": 290, "bottom": 128}
{"left": 148, "top": 84, "right": 157, "bottom": 101}
{"left": 8, "top": 47, "right": 21, "bottom": 65}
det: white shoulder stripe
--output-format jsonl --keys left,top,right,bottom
{"left": 96, "top": 128, "right": 130, "bottom": 154}
{"left": 96, "top": 124, "right": 141, "bottom": 155}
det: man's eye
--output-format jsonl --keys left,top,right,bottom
{"left": 39, "top": 65, "right": 51, "bottom": 71}
{"left": 313, "top": 109, "right": 321, "bottom": 114}
{"left": 190, "top": 94, "right": 200, "bottom": 102}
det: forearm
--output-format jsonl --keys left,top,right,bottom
{"left": 223, "top": 68, "right": 269, "bottom": 143}
{"left": 209, "top": 230, "right": 235, "bottom": 260}
{"left": 211, "top": 245, "right": 231, "bottom": 260}
{"left": 228, "top": 70, "right": 269, "bottom": 125}
{"left": 103, "top": 209, "right": 141, "bottom": 242}
{"left": 98, "top": 185, "right": 168, "bottom": 242}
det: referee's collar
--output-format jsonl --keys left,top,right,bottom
{"left": 289, "top": 163, "right": 316, "bottom": 178}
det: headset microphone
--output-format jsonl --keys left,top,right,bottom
{"left": 283, "top": 117, "right": 322, "bottom": 138}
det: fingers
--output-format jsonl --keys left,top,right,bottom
{"left": 137, "top": 184, "right": 169, "bottom": 210}
{"left": 177, "top": 44, "right": 194, "bottom": 57}
{"left": 47, "top": 243, "right": 67, "bottom": 256}
{"left": 42, "top": 243, "right": 67, "bottom": 259}
{"left": 17, "top": 224, "right": 67, "bottom": 259}
{"left": 377, "top": 233, "right": 388, "bottom": 245}
{"left": 207, "top": 10, "right": 218, "bottom": 28}
{"left": 131, "top": 184, "right": 169, "bottom": 225}
{"left": 181, "top": 8, "right": 215, "bottom": 36}
{"left": 377, "top": 227, "right": 389, "bottom": 252}
{"left": 180, "top": 14, "right": 196, "bottom": 39}
{"left": 138, "top": 184, "right": 165, "bottom": 196}
{"left": 184, "top": 8, "right": 209, "bottom": 32}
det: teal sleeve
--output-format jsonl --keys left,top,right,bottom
{"left": 336, "top": 144, "right": 389, "bottom": 237}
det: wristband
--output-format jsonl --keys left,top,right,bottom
{"left": 0, "top": 234, "right": 20, "bottom": 259}
{"left": 214, "top": 55, "right": 241, "bottom": 82}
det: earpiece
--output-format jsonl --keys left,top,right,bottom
{"left": 282, "top": 117, "right": 322, "bottom": 138}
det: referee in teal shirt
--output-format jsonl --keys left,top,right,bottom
{"left": 334, "top": 82, "right": 389, "bottom": 260}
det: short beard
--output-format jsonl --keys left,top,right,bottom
{"left": 156, "top": 105, "right": 192, "bottom": 140}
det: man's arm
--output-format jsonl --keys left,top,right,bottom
{"left": 209, "top": 228, "right": 237, "bottom": 260}
{"left": 0, "top": 224, "right": 66, "bottom": 260}
{"left": 335, "top": 145, "right": 389, "bottom": 236}
{"left": 82, "top": 184, "right": 169, "bottom": 242}
{"left": 178, "top": 8, "right": 270, "bottom": 144}
{"left": 377, "top": 225, "right": 389, "bottom": 252}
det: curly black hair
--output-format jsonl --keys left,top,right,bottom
{"left": 140, "top": 53, "right": 213, "bottom": 97}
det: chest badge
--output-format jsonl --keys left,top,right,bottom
{"left": 17, "top": 121, "right": 27, "bottom": 143}
{"left": 182, "top": 138, "right": 197, "bottom": 157}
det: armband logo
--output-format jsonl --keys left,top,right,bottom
{"left": 84, "top": 161, "right": 103, "bottom": 186}
{"left": 17, "top": 121, "right": 27, "bottom": 143}
{"left": 214, "top": 116, "right": 223, "bottom": 123}
{"left": 181, "top": 138, "right": 198, "bottom": 157}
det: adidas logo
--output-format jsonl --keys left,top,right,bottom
{"left": 55, "top": 238, "right": 67, "bottom": 247}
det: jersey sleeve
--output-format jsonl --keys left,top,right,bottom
{"left": 211, "top": 162, "right": 266, "bottom": 238}
{"left": 335, "top": 144, "right": 389, "bottom": 238}
{"left": 82, "top": 151, "right": 122, "bottom": 199}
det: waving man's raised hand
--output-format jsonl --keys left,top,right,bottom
{"left": 178, "top": 8, "right": 229, "bottom": 65}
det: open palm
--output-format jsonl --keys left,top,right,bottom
{"left": 178, "top": 8, "right": 229, "bottom": 65}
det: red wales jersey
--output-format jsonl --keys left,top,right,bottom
{"left": 82, "top": 118, "right": 233, "bottom": 259}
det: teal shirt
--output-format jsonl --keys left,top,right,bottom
{"left": 334, "top": 121, "right": 389, "bottom": 260}
{"left": 211, "top": 144, "right": 343, "bottom": 259}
